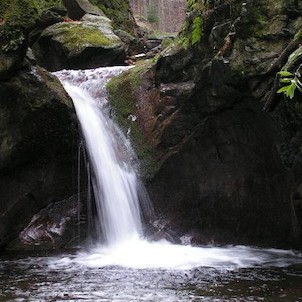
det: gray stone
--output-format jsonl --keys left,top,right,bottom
{"left": 62, "top": 0, "right": 104, "bottom": 20}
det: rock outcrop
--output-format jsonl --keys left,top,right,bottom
{"left": 0, "top": 62, "right": 81, "bottom": 249}
{"left": 107, "top": 0, "right": 302, "bottom": 248}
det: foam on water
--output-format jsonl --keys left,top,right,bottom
{"left": 49, "top": 238, "right": 302, "bottom": 271}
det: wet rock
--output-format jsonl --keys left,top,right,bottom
{"left": 8, "top": 195, "right": 88, "bottom": 250}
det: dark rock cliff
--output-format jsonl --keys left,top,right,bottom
{"left": 107, "top": 0, "right": 302, "bottom": 248}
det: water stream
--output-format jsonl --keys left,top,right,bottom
{"left": 1, "top": 66, "right": 302, "bottom": 301}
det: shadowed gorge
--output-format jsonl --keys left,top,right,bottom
{"left": 0, "top": 0, "right": 302, "bottom": 301}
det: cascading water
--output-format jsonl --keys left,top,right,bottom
{"left": 52, "top": 66, "right": 302, "bottom": 271}
{"left": 1, "top": 67, "right": 302, "bottom": 302}
{"left": 55, "top": 67, "right": 148, "bottom": 245}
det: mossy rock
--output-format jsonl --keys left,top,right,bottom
{"left": 32, "top": 15, "right": 126, "bottom": 71}
{"left": 44, "top": 19, "right": 121, "bottom": 54}
{"left": 107, "top": 61, "right": 162, "bottom": 179}
{"left": 39, "top": 0, "right": 65, "bottom": 11}
{"left": 0, "top": 0, "right": 66, "bottom": 79}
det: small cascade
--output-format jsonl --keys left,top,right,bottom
{"left": 55, "top": 67, "right": 150, "bottom": 245}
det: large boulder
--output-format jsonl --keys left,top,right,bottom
{"left": 107, "top": 0, "right": 302, "bottom": 248}
{"left": 32, "top": 14, "right": 127, "bottom": 71}
{"left": 0, "top": 64, "right": 81, "bottom": 250}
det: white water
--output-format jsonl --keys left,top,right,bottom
{"left": 54, "top": 67, "right": 302, "bottom": 271}
{"left": 56, "top": 66, "right": 145, "bottom": 245}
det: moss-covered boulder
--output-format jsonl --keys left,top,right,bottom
{"left": 0, "top": 64, "right": 80, "bottom": 250}
{"left": 32, "top": 14, "right": 127, "bottom": 71}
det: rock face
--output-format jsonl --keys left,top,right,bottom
{"left": 107, "top": 0, "right": 302, "bottom": 247}
{"left": 0, "top": 64, "right": 80, "bottom": 249}
{"left": 32, "top": 14, "right": 126, "bottom": 71}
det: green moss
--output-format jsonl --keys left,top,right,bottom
{"left": 294, "top": 29, "right": 302, "bottom": 41}
{"left": 178, "top": 0, "right": 206, "bottom": 48}
{"left": 45, "top": 22, "right": 120, "bottom": 52}
{"left": 107, "top": 62, "right": 147, "bottom": 120}
{"left": 107, "top": 61, "right": 161, "bottom": 179}
{"left": 191, "top": 16, "right": 203, "bottom": 45}
{"left": 1, "top": 0, "right": 41, "bottom": 25}
{"left": 39, "top": 0, "right": 65, "bottom": 11}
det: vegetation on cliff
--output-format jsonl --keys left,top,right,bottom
{"left": 107, "top": 61, "right": 162, "bottom": 179}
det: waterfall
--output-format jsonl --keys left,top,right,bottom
{"left": 51, "top": 67, "right": 302, "bottom": 271}
{"left": 55, "top": 67, "right": 149, "bottom": 245}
